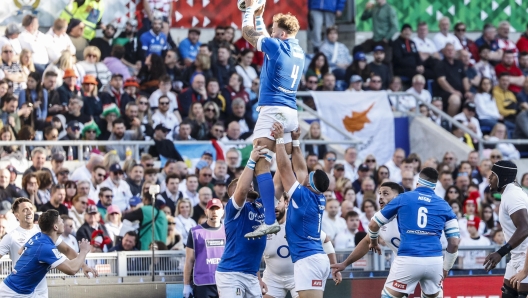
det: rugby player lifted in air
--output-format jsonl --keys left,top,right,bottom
{"left": 367, "top": 168, "right": 460, "bottom": 298}
{"left": 484, "top": 161, "right": 528, "bottom": 298}
{"left": 240, "top": 0, "right": 306, "bottom": 238}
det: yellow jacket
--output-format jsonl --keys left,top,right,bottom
{"left": 60, "top": 0, "right": 104, "bottom": 40}
{"left": 492, "top": 86, "right": 517, "bottom": 118}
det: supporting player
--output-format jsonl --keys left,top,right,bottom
{"left": 0, "top": 210, "right": 92, "bottom": 297}
{"left": 0, "top": 198, "right": 97, "bottom": 298}
{"left": 241, "top": 0, "right": 305, "bottom": 238}
{"left": 273, "top": 122, "right": 332, "bottom": 298}
{"left": 259, "top": 193, "right": 342, "bottom": 298}
{"left": 368, "top": 168, "right": 460, "bottom": 298}
{"left": 215, "top": 146, "right": 269, "bottom": 297}
{"left": 483, "top": 161, "right": 528, "bottom": 298}
{"left": 331, "top": 182, "right": 404, "bottom": 273}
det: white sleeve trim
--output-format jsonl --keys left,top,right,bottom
{"left": 373, "top": 211, "right": 391, "bottom": 227}
{"left": 287, "top": 181, "right": 300, "bottom": 198}
{"left": 55, "top": 236, "right": 63, "bottom": 246}
{"left": 320, "top": 230, "right": 327, "bottom": 244}
{"left": 257, "top": 36, "right": 265, "bottom": 52}
{"left": 230, "top": 196, "right": 243, "bottom": 210}
{"left": 51, "top": 256, "right": 68, "bottom": 269}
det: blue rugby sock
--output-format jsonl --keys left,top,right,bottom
{"left": 256, "top": 172, "right": 276, "bottom": 225}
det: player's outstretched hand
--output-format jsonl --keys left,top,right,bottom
{"left": 250, "top": 145, "right": 267, "bottom": 162}
{"left": 255, "top": 2, "right": 265, "bottom": 17}
{"left": 368, "top": 239, "right": 382, "bottom": 255}
{"left": 82, "top": 264, "right": 99, "bottom": 278}
{"left": 291, "top": 126, "right": 301, "bottom": 140}
{"left": 330, "top": 262, "right": 346, "bottom": 274}
{"left": 259, "top": 278, "right": 268, "bottom": 295}
{"left": 271, "top": 122, "right": 284, "bottom": 139}
{"left": 332, "top": 271, "right": 342, "bottom": 285}
{"left": 510, "top": 269, "right": 528, "bottom": 290}
{"left": 79, "top": 239, "right": 92, "bottom": 254}
{"left": 483, "top": 251, "right": 501, "bottom": 271}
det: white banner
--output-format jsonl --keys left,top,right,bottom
{"left": 312, "top": 91, "right": 395, "bottom": 165}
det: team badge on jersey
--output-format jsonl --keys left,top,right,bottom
{"left": 254, "top": 202, "right": 263, "bottom": 209}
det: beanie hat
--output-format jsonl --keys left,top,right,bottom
{"left": 100, "top": 103, "right": 121, "bottom": 118}
{"left": 467, "top": 216, "right": 481, "bottom": 230}
{"left": 463, "top": 191, "right": 479, "bottom": 215}
{"left": 491, "top": 160, "right": 517, "bottom": 189}
{"left": 66, "top": 19, "right": 82, "bottom": 35}
{"left": 81, "top": 120, "right": 101, "bottom": 138}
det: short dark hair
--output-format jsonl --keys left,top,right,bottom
{"left": 498, "top": 72, "right": 511, "bottom": 79}
{"left": 98, "top": 186, "right": 112, "bottom": 197}
{"left": 111, "top": 45, "right": 125, "bottom": 59}
{"left": 12, "top": 197, "right": 31, "bottom": 213}
{"left": 165, "top": 174, "right": 180, "bottom": 185}
{"left": 345, "top": 211, "right": 359, "bottom": 220}
{"left": 159, "top": 75, "right": 171, "bottom": 83}
{"left": 478, "top": 44, "right": 491, "bottom": 53}
{"left": 440, "top": 170, "right": 452, "bottom": 177}
{"left": 44, "top": 71, "right": 58, "bottom": 78}
{"left": 380, "top": 182, "right": 405, "bottom": 194}
{"left": 419, "top": 167, "right": 439, "bottom": 183}
{"left": 313, "top": 169, "right": 330, "bottom": 193}
{"left": 51, "top": 184, "right": 65, "bottom": 195}
{"left": 402, "top": 158, "right": 414, "bottom": 164}
{"left": 324, "top": 151, "right": 337, "bottom": 158}
{"left": 39, "top": 210, "right": 60, "bottom": 233}
{"left": 112, "top": 118, "right": 125, "bottom": 127}
{"left": 326, "top": 26, "right": 338, "bottom": 35}
{"left": 145, "top": 168, "right": 159, "bottom": 175}
{"left": 124, "top": 230, "right": 138, "bottom": 241}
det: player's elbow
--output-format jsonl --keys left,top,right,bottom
{"left": 447, "top": 237, "right": 460, "bottom": 252}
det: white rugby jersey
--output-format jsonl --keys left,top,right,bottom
{"left": 380, "top": 218, "right": 400, "bottom": 253}
{"left": 499, "top": 184, "right": 528, "bottom": 256}
{"left": 0, "top": 225, "right": 63, "bottom": 265}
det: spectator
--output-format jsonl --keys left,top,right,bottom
{"left": 149, "top": 74, "right": 179, "bottom": 112}
{"left": 369, "top": 45, "right": 392, "bottom": 89}
{"left": 203, "top": 101, "right": 220, "bottom": 131}
{"left": 18, "top": 72, "right": 47, "bottom": 126}
{"left": 126, "top": 164, "right": 144, "bottom": 197}
{"left": 76, "top": 205, "right": 113, "bottom": 248}
{"left": 343, "top": 147, "right": 359, "bottom": 181}
{"left": 495, "top": 50, "right": 525, "bottom": 94}
{"left": 459, "top": 218, "right": 491, "bottom": 269}
{"left": 352, "top": 164, "right": 371, "bottom": 193}
{"left": 226, "top": 98, "right": 253, "bottom": 139}
{"left": 384, "top": 148, "right": 405, "bottom": 183}
{"left": 305, "top": 53, "right": 329, "bottom": 86}
{"left": 57, "top": 68, "right": 80, "bottom": 106}
{"left": 76, "top": 46, "right": 112, "bottom": 87}
{"left": 304, "top": 121, "right": 327, "bottom": 159}
{"left": 20, "top": 172, "right": 42, "bottom": 207}
{"left": 139, "top": 16, "right": 167, "bottom": 60}
{"left": 89, "top": 24, "right": 116, "bottom": 61}
{"left": 321, "top": 198, "right": 346, "bottom": 241}
{"left": 488, "top": 123, "right": 520, "bottom": 160}
{"left": 0, "top": 94, "right": 23, "bottom": 133}
{"left": 19, "top": 48, "right": 35, "bottom": 80}
{"left": 221, "top": 72, "right": 250, "bottom": 115}
{"left": 345, "top": 52, "right": 371, "bottom": 85}
{"left": 454, "top": 22, "right": 479, "bottom": 62}
{"left": 60, "top": 215, "right": 79, "bottom": 251}
{"left": 475, "top": 24, "right": 502, "bottom": 62}
{"left": 474, "top": 77, "right": 501, "bottom": 129}
{"left": 99, "top": 164, "right": 132, "bottom": 212}
{"left": 461, "top": 50, "right": 480, "bottom": 92}
{"left": 359, "top": 198, "right": 378, "bottom": 229}
{"left": 319, "top": 26, "right": 352, "bottom": 75}
{"left": 357, "top": 0, "right": 398, "bottom": 62}
{"left": 334, "top": 211, "right": 360, "bottom": 249}
{"left": 105, "top": 118, "right": 143, "bottom": 160}
{"left": 97, "top": 103, "right": 120, "bottom": 140}
{"left": 497, "top": 21, "right": 517, "bottom": 54}
{"left": 519, "top": 52, "right": 528, "bottom": 77}
{"left": 99, "top": 73, "right": 124, "bottom": 109}
{"left": 18, "top": 15, "right": 49, "bottom": 74}
{"left": 46, "top": 19, "right": 76, "bottom": 64}
{"left": 316, "top": 73, "right": 338, "bottom": 91}
{"left": 109, "top": 230, "right": 138, "bottom": 252}
{"left": 474, "top": 45, "right": 497, "bottom": 85}
{"left": 517, "top": 24, "right": 528, "bottom": 53}
{"left": 392, "top": 24, "right": 425, "bottom": 81}
{"left": 63, "top": 180, "right": 76, "bottom": 207}
{"left": 179, "top": 28, "right": 201, "bottom": 66}
{"left": 433, "top": 17, "right": 462, "bottom": 53}
{"left": 39, "top": 185, "right": 68, "bottom": 215}
{"left": 66, "top": 19, "right": 88, "bottom": 62}
{"left": 406, "top": 74, "right": 432, "bottom": 105}
{"left": 123, "top": 191, "right": 168, "bottom": 250}
{"left": 44, "top": 50, "right": 79, "bottom": 93}
{"left": 174, "top": 198, "right": 197, "bottom": 245}
{"left": 80, "top": 75, "right": 102, "bottom": 119}
{"left": 179, "top": 74, "right": 207, "bottom": 119}
{"left": 454, "top": 102, "right": 482, "bottom": 138}
{"left": 104, "top": 205, "right": 122, "bottom": 243}
{"left": 49, "top": 152, "right": 66, "bottom": 184}
{"left": 221, "top": 121, "right": 243, "bottom": 144}
{"left": 164, "top": 49, "right": 184, "bottom": 89}
{"left": 181, "top": 53, "right": 213, "bottom": 89}
{"left": 236, "top": 49, "right": 258, "bottom": 89}
{"left": 206, "top": 79, "right": 227, "bottom": 117}
{"left": 156, "top": 174, "right": 182, "bottom": 216}
{"left": 401, "top": 170, "right": 415, "bottom": 191}
{"left": 192, "top": 187, "right": 212, "bottom": 223}
{"left": 138, "top": 53, "right": 167, "bottom": 93}
{"left": 1, "top": 44, "right": 25, "bottom": 94}
{"left": 212, "top": 45, "right": 236, "bottom": 87}
{"left": 60, "top": 120, "right": 82, "bottom": 159}
{"left": 103, "top": 45, "right": 131, "bottom": 81}
{"left": 492, "top": 72, "right": 518, "bottom": 129}
{"left": 22, "top": 147, "right": 51, "bottom": 177}
{"left": 307, "top": 0, "right": 345, "bottom": 51}
{"left": 434, "top": 43, "right": 472, "bottom": 116}
{"left": 152, "top": 95, "right": 180, "bottom": 140}
{"left": 0, "top": 23, "right": 22, "bottom": 58}
{"left": 412, "top": 22, "right": 440, "bottom": 78}
{"left": 346, "top": 75, "right": 363, "bottom": 92}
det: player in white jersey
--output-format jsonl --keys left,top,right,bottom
{"left": 483, "top": 161, "right": 528, "bottom": 297}
{"left": 331, "top": 182, "right": 404, "bottom": 273}
{"left": 258, "top": 192, "right": 342, "bottom": 298}
{"left": 0, "top": 198, "right": 97, "bottom": 298}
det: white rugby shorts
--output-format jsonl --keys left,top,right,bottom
{"left": 254, "top": 106, "right": 299, "bottom": 143}
{"left": 0, "top": 282, "right": 37, "bottom": 298}
{"left": 505, "top": 253, "right": 528, "bottom": 283}
{"left": 385, "top": 256, "right": 443, "bottom": 295}
{"left": 293, "top": 253, "right": 330, "bottom": 292}
{"left": 215, "top": 271, "right": 262, "bottom": 298}
{"left": 261, "top": 271, "right": 298, "bottom": 298}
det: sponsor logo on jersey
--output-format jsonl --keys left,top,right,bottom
{"left": 254, "top": 202, "right": 263, "bottom": 209}
{"left": 393, "top": 281, "right": 407, "bottom": 290}
{"left": 52, "top": 248, "right": 61, "bottom": 259}
{"left": 205, "top": 239, "right": 225, "bottom": 247}
{"left": 406, "top": 230, "right": 436, "bottom": 235}
{"left": 206, "top": 258, "right": 221, "bottom": 264}
{"left": 312, "top": 280, "right": 322, "bottom": 287}
{"left": 418, "top": 196, "right": 431, "bottom": 202}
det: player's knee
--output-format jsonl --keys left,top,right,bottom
{"left": 421, "top": 291, "right": 441, "bottom": 298}
{"left": 501, "top": 284, "right": 518, "bottom": 298}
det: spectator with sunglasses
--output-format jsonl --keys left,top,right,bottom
{"left": 97, "top": 186, "right": 114, "bottom": 219}
{"left": 454, "top": 22, "right": 479, "bottom": 63}
{"left": 99, "top": 164, "right": 132, "bottom": 212}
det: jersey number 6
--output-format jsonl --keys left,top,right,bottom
{"left": 417, "top": 207, "right": 428, "bottom": 228}
{"left": 290, "top": 65, "right": 300, "bottom": 88}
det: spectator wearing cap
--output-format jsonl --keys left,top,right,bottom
{"left": 46, "top": 19, "right": 76, "bottom": 63}
{"left": 99, "top": 164, "right": 133, "bottom": 212}
{"left": 76, "top": 204, "right": 113, "bottom": 248}
{"left": 18, "top": 15, "right": 50, "bottom": 74}
{"left": 179, "top": 28, "right": 201, "bottom": 66}
{"left": 97, "top": 103, "right": 120, "bottom": 140}
{"left": 50, "top": 153, "right": 65, "bottom": 185}
{"left": 346, "top": 75, "right": 363, "bottom": 92}
{"left": 0, "top": 44, "right": 25, "bottom": 94}
{"left": 89, "top": 24, "right": 116, "bottom": 61}
{"left": 128, "top": 196, "right": 143, "bottom": 212}
{"left": 99, "top": 73, "right": 124, "bottom": 107}
{"left": 392, "top": 24, "right": 425, "bottom": 81}
{"left": 22, "top": 147, "right": 52, "bottom": 177}
{"left": 0, "top": 23, "right": 22, "bottom": 58}
{"left": 105, "top": 118, "right": 142, "bottom": 160}
{"left": 120, "top": 78, "right": 140, "bottom": 114}
{"left": 66, "top": 19, "right": 88, "bottom": 62}
{"left": 39, "top": 185, "right": 69, "bottom": 215}
{"left": 57, "top": 69, "right": 80, "bottom": 106}
{"left": 123, "top": 189, "right": 168, "bottom": 250}
{"left": 183, "top": 198, "right": 225, "bottom": 298}
{"left": 148, "top": 124, "right": 184, "bottom": 161}
{"left": 433, "top": 17, "right": 463, "bottom": 53}
{"left": 60, "top": 120, "right": 82, "bottom": 159}
{"left": 352, "top": 164, "right": 371, "bottom": 193}
{"left": 6, "top": 165, "right": 21, "bottom": 191}
{"left": 369, "top": 45, "right": 392, "bottom": 89}
{"left": 79, "top": 74, "right": 102, "bottom": 118}
{"left": 192, "top": 187, "right": 213, "bottom": 223}
{"left": 213, "top": 180, "right": 228, "bottom": 202}
{"left": 76, "top": 46, "right": 112, "bottom": 87}
{"left": 96, "top": 187, "right": 114, "bottom": 219}
{"left": 155, "top": 174, "right": 183, "bottom": 216}
{"left": 319, "top": 27, "right": 352, "bottom": 75}
{"left": 126, "top": 164, "right": 145, "bottom": 197}
{"left": 344, "top": 52, "right": 371, "bottom": 86}
{"left": 454, "top": 102, "right": 483, "bottom": 138}
{"left": 495, "top": 50, "right": 525, "bottom": 94}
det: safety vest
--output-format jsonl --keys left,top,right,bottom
{"left": 191, "top": 224, "right": 226, "bottom": 286}
{"left": 60, "top": 0, "right": 104, "bottom": 40}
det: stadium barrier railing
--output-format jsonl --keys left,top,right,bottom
{"left": 0, "top": 247, "right": 505, "bottom": 279}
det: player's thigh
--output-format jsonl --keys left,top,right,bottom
{"left": 254, "top": 106, "right": 298, "bottom": 143}
{"left": 384, "top": 256, "right": 422, "bottom": 295}
{"left": 215, "top": 271, "right": 261, "bottom": 298}
{"left": 298, "top": 289, "right": 324, "bottom": 298}
{"left": 293, "top": 254, "right": 330, "bottom": 293}
{"left": 262, "top": 274, "right": 293, "bottom": 298}
{"left": 419, "top": 258, "right": 443, "bottom": 296}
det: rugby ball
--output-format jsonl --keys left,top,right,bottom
{"left": 237, "top": 0, "right": 266, "bottom": 11}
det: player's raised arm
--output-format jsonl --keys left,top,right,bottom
{"left": 242, "top": 2, "right": 267, "bottom": 47}
{"left": 272, "top": 122, "right": 297, "bottom": 192}
{"left": 233, "top": 145, "right": 267, "bottom": 207}
{"left": 290, "top": 127, "right": 308, "bottom": 183}
{"left": 55, "top": 239, "right": 91, "bottom": 275}
{"left": 57, "top": 241, "right": 98, "bottom": 278}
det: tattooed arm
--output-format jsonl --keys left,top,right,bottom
{"left": 242, "top": 4, "right": 268, "bottom": 47}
